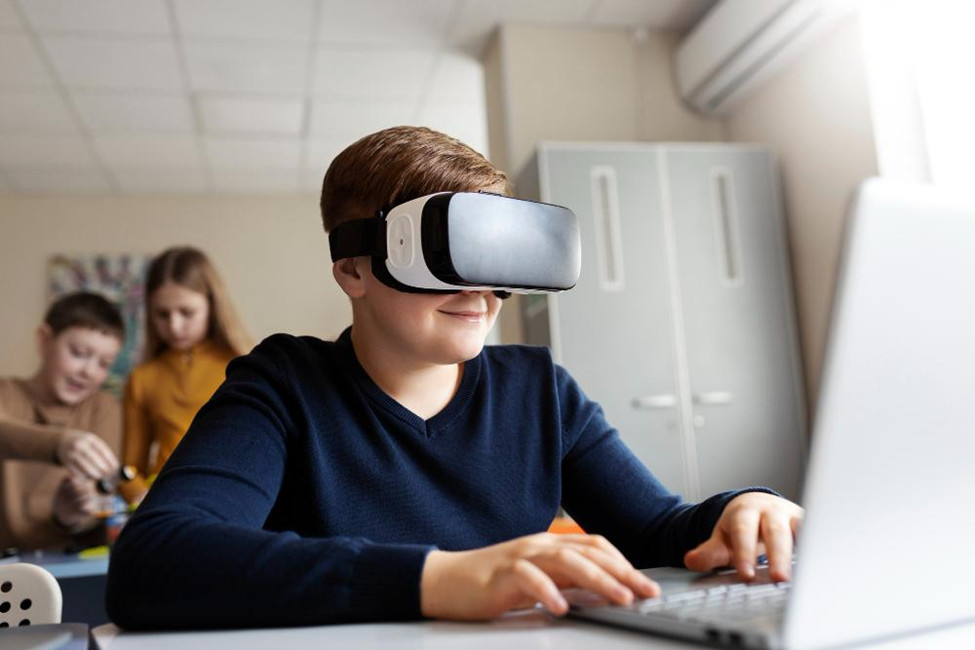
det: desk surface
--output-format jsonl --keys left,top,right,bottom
{"left": 92, "top": 613, "right": 975, "bottom": 650}
{"left": 6, "top": 549, "right": 109, "bottom": 578}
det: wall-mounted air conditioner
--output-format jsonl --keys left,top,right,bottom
{"left": 675, "top": 0, "right": 856, "bottom": 115}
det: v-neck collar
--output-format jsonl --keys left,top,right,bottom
{"left": 335, "top": 327, "right": 481, "bottom": 438}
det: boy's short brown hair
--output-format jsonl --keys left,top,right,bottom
{"left": 319, "top": 126, "right": 510, "bottom": 232}
{"left": 44, "top": 291, "right": 125, "bottom": 341}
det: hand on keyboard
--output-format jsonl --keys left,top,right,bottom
{"left": 420, "top": 532, "right": 660, "bottom": 620}
{"left": 684, "top": 492, "right": 803, "bottom": 583}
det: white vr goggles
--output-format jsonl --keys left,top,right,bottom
{"left": 328, "top": 191, "right": 581, "bottom": 296}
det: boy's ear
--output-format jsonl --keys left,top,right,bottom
{"left": 35, "top": 324, "right": 54, "bottom": 358}
{"left": 332, "top": 257, "right": 367, "bottom": 299}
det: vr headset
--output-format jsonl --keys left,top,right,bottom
{"left": 328, "top": 191, "right": 581, "bottom": 296}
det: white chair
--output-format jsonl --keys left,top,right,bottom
{"left": 0, "top": 563, "right": 62, "bottom": 628}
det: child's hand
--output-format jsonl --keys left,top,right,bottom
{"left": 420, "top": 532, "right": 659, "bottom": 620}
{"left": 684, "top": 492, "right": 803, "bottom": 583}
{"left": 52, "top": 473, "right": 98, "bottom": 531}
{"left": 57, "top": 429, "right": 120, "bottom": 480}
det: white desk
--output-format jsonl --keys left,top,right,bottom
{"left": 92, "top": 612, "right": 975, "bottom": 650}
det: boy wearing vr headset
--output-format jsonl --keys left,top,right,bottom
{"left": 106, "top": 126, "right": 802, "bottom": 629}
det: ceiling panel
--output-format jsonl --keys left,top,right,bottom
{"left": 318, "top": 0, "right": 454, "bottom": 46}
{"left": 204, "top": 137, "right": 301, "bottom": 170}
{"left": 304, "top": 138, "right": 347, "bottom": 179}
{"left": 308, "top": 99, "right": 416, "bottom": 137}
{"left": 0, "top": 90, "right": 77, "bottom": 132}
{"left": 173, "top": 0, "right": 317, "bottom": 43}
{"left": 74, "top": 93, "right": 195, "bottom": 133}
{"left": 18, "top": 0, "right": 171, "bottom": 35}
{"left": 0, "top": 134, "right": 96, "bottom": 167}
{"left": 449, "top": 0, "right": 596, "bottom": 55}
{"left": 198, "top": 95, "right": 305, "bottom": 135}
{"left": 590, "top": 0, "right": 714, "bottom": 28}
{"left": 94, "top": 134, "right": 202, "bottom": 169}
{"left": 0, "top": 33, "right": 54, "bottom": 87}
{"left": 426, "top": 53, "right": 485, "bottom": 103}
{"left": 0, "top": 0, "right": 22, "bottom": 29}
{"left": 184, "top": 42, "right": 308, "bottom": 94}
{"left": 313, "top": 47, "right": 436, "bottom": 100}
{"left": 114, "top": 168, "right": 206, "bottom": 193}
{"left": 7, "top": 168, "right": 111, "bottom": 193}
{"left": 211, "top": 169, "right": 299, "bottom": 193}
{"left": 42, "top": 37, "right": 183, "bottom": 90}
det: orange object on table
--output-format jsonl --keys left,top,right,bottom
{"left": 547, "top": 515, "right": 585, "bottom": 535}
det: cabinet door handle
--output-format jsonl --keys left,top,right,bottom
{"left": 692, "top": 391, "right": 733, "bottom": 406}
{"left": 632, "top": 394, "right": 677, "bottom": 409}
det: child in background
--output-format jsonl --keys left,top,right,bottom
{"left": 107, "top": 127, "right": 802, "bottom": 629}
{"left": 122, "top": 247, "right": 250, "bottom": 502}
{"left": 0, "top": 292, "right": 124, "bottom": 550}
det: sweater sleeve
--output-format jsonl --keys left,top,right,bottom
{"left": 0, "top": 415, "right": 62, "bottom": 464}
{"left": 105, "top": 338, "right": 434, "bottom": 630}
{"left": 555, "top": 365, "right": 775, "bottom": 569}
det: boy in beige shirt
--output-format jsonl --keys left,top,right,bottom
{"left": 0, "top": 291, "right": 124, "bottom": 551}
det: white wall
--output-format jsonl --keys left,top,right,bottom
{"left": 0, "top": 195, "right": 351, "bottom": 376}
{"left": 725, "top": 14, "right": 879, "bottom": 405}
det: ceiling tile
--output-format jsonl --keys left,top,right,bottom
{"left": 174, "top": 0, "right": 316, "bottom": 43}
{"left": 198, "top": 95, "right": 304, "bottom": 135}
{"left": 204, "top": 137, "right": 301, "bottom": 170}
{"left": 0, "top": 0, "right": 22, "bottom": 29}
{"left": 0, "top": 33, "right": 54, "bottom": 87}
{"left": 43, "top": 37, "right": 183, "bottom": 90}
{"left": 74, "top": 93, "right": 194, "bottom": 133}
{"left": 0, "top": 134, "right": 96, "bottom": 167}
{"left": 590, "top": 0, "right": 715, "bottom": 30}
{"left": 183, "top": 43, "right": 307, "bottom": 94}
{"left": 425, "top": 53, "right": 485, "bottom": 103}
{"left": 19, "top": 0, "right": 171, "bottom": 35}
{"left": 304, "top": 137, "right": 347, "bottom": 176}
{"left": 210, "top": 169, "right": 299, "bottom": 193}
{"left": 94, "top": 134, "right": 202, "bottom": 169}
{"left": 318, "top": 0, "right": 453, "bottom": 46}
{"left": 114, "top": 169, "right": 207, "bottom": 193}
{"left": 313, "top": 47, "right": 436, "bottom": 100}
{"left": 449, "top": 0, "right": 596, "bottom": 55}
{"left": 7, "top": 168, "right": 111, "bottom": 193}
{"left": 0, "top": 90, "right": 77, "bottom": 132}
{"left": 308, "top": 99, "right": 416, "bottom": 137}
{"left": 415, "top": 102, "right": 489, "bottom": 156}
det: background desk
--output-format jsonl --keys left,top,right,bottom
{"left": 92, "top": 612, "right": 975, "bottom": 650}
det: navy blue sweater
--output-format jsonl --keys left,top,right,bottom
{"left": 106, "top": 329, "right": 765, "bottom": 629}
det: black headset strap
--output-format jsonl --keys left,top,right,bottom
{"left": 328, "top": 217, "right": 387, "bottom": 261}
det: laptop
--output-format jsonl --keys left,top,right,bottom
{"left": 567, "top": 177, "right": 975, "bottom": 648}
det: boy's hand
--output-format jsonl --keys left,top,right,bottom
{"left": 57, "top": 429, "right": 119, "bottom": 480}
{"left": 420, "top": 532, "right": 659, "bottom": 620}
{"left": 53, "top": 473, "right": 98, "bottom": 532}
{"left": 684, "top": 492, "right": 803, "bottom": 582}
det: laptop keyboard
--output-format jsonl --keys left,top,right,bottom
{"left": 625, "top": 580, "right": 791, "bottom": 627}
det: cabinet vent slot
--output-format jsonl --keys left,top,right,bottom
{"left": 590, "top": 166, "right": 625, "bottom": 291}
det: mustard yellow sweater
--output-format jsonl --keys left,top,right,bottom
{"left": 124, "top": 341, "right": 235, "bottom": 478}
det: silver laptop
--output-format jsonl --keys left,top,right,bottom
{"left": 568, "top": 177, "right": 975, "bottom": 648}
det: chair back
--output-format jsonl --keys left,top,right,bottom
{"left": 0, "top": 563, "right": 63, "bottom": 627}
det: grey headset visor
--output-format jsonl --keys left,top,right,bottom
{"left": 328, "top": 192, "right": 581, "bottom": 294}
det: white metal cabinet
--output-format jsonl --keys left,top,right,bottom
{"left": 519, "top": 143, "right": 807, "bottom": 501}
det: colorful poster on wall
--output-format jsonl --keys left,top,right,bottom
{"left": 47, "top": 254, "right": 151, "bottom": 396}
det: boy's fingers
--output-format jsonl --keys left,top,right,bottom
{"left": 729, "top": 509, "right": 761, "bottom": 580}
{"left": 565, "top": 544, "right": 658, "bottom": 598}
{"left": 537, "top": 549, "right": 633, "bottom": 606}
{"left": 760, "top": 515, "right": 795, "bottom": 581}
{"left": 512, "top": 558, "right": 567, "bottom": 615}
